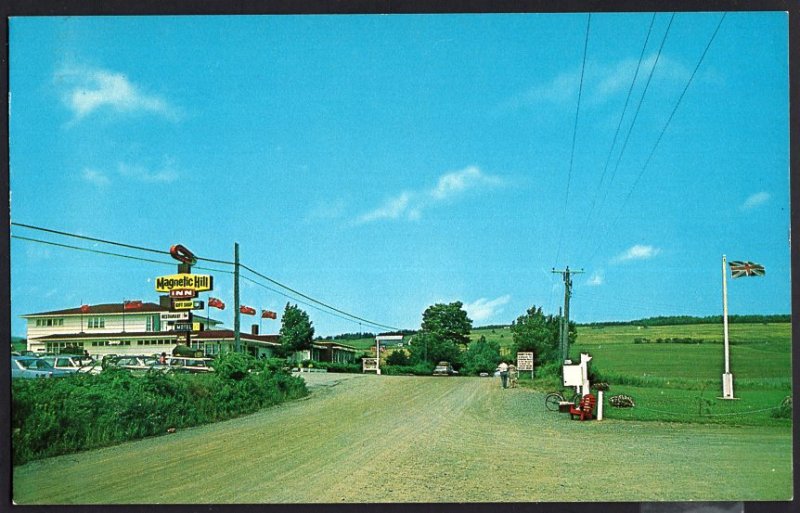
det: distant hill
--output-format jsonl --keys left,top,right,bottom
{"left": 579, "top": 314, "right": 790, "bottom": 328}
{"left": 474, "top": 314, "right": 790, "bottom": 331}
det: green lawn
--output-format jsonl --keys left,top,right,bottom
{"left": 472, "top": 321, "right": 791, "bottom": 426}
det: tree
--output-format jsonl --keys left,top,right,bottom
{"left": 279, "top": 303, "right": 314, "bottom": 358}
{"left": 408, "top": 332, "right": 462, "bottom": 366}
{"left": 510, "top": 306, "right": 574, "bottom": 366}
{"left": 386, "top": 349, "right": 410, "bottom": 366}
{"left": 462, "top": 335, "right": 501, "bottom": 375}
{"left": 420, "top": 302, "right": 472, "bottom": 347}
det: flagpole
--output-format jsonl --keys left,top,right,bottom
{"left": 721, "top": 254, "right": 734, "bottom": 399}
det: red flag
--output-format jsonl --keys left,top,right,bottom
{"left": 80, "top": 304, "right": 91, "bottom": 313}
{"left": 209, "top": 297, "right": 226, "bottom": 310}
{"left": 240, "top": 305, "right": 256, "bottom": 315}
{"left": 124, "top": 300, "right": 143, "bottom": 310}
{"left": 261, "top": 309, "right": 277, "bottom": 319}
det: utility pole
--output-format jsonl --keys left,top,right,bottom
{"left": 234, "top": 242, "right": 241, "bottom": 353}
{"left": 552, "top": 266, "right": 584, "bottom": 363}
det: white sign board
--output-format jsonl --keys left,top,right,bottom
{"left": 362, "top": 357, "right": 379, "bottom": 373}
{"left": 517, "top": 352, "right": 534, "bottom": 371}
{"left": 160, "top": 312, "right": 190, "bottom": 321}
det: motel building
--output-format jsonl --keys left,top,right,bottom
{"left": 21, "top": 301, "right": 282, "bottom": 359}
{"left": 22, "top": 300, "right": 360, "bottom": 363}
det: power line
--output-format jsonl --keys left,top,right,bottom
{"left": 554, "top": 13, "right": 591, "bottom": 267}
{"left": 12, "top": 234, "right": 233, "bottom": 274}
{"left": 11, "top": 222, "right": 236, "bottom": 266}
{"left": 241, "top": 275, "right": 393, "bottom": 332}
{"left": 585, "top": 12, "right": 727, "bottom": 265}
{"left": 12, "top": 223, "right": 402, "bottom": 332}
{"left": 241, "top": 264, "right": 401, "bottom": 332}
{"left": 574, "top": 13, "right": 657, "bottom": 257}
{"left": 578, "top": 12, "right": 676, "bottom": 266}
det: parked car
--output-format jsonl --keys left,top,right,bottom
{"left": 104, "top": 355, "right": 166, "bottom": 374}
{"left": 166, "top": 357, "right": 215, "bottom": 373}
{"left": 432, "top": 361, "right": 458, "bottom": 376}
{"left": 40, "top": 355, "right": 87, "bottom": 373}
{"left": 11, "top": 356, "right": 73, "bottom": 379}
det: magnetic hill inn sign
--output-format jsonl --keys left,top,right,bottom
{"left": 155, "top": 244, "right": 214, "bottom": 342}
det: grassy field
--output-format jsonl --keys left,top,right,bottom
{"left": 13, "top": 373, "right": 792, "bottom": 503}
{"left": 471, "top": 322, "right": 791, "bottom": 425}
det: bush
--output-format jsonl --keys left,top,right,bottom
{"left": 383, "top": 362, "right": 435, "bottom": 376}
{"left": 609, "top": 394, "right": 636, "bottom": 408}
{"left": 772, "top": 396, "right": 792, "bottom": 419}
{"left": 386, "top": 350, "right": 410, "bottom": 367}
{"left": 11, "top": 354, "right": 308, "bottom": 465}
{"left": 311, "top": 361, "right": 361, "bottom": 373}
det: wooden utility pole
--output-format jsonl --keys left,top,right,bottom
{"left": 552, "top": 266, "right": 584, "bottom": 363}
{"left": 234, "top": 242, "right": 241, "bottom": 353}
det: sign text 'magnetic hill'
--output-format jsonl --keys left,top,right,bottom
{"left": 155, "top": 274, "right": 213, "bottom": 292}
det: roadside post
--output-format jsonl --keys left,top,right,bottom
{"left": 155, "top": 244, "right": 213, "bottom": 351}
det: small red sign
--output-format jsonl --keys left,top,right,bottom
{"left": 170, "top": 289, "right": 198, "bottom": 299}
{"left": 169, "top": 244, "right": 198, "bottom": 266}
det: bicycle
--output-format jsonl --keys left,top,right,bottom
{"left": 544, "top": 388, "right": 582, "bottom": 411}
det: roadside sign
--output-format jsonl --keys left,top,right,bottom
{"left": 173, "top": 322, "right": 193, "bottom": 332}
{"left": 173, "top": 300, "right": 194, "bottom": 310}
{"left": 192, "top": 300, "right": 205, "bottom": 310}
{"left": 170, "top": 289, "right": 198, "bottom": 299}
{"left": 155, "top": 274, "right": 213, "bottom": 293}
{"left": 517, "top": 352, "right": 534, "bottom": 378}
{"left": 160, "top": 312, "right": 189, "bottom": 321}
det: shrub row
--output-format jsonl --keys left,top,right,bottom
{"left": 11, "top": 354, "right": 307, "bottom": 466}
{"left": 633, "top": 337, "right": 715, "bottom": 344}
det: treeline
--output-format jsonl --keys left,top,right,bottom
{"left": 580, "top": 314, "right": 790, "bottom": 328}
{"left": 316, "top": 329, "right": 418, "bottom": 342}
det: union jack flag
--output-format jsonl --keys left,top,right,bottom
{"left": 729, "top": 261, "right": 765, "bottom": 278}
{"left": 261, "top": 309, "right": 277, "bottom": 319}
{"left": 240, "top": 305, "right": 256, "bottom": 315}
{"left": 209, "top": 297, "right": 225, "bottom": 310}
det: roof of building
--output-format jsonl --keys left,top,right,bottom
{"left": 32, "top": 331, "right": 179, "bottom": 341}
{"left": 312, "top": 341, "right": 359, "bottom": 352}
{"left": 32, "top": 329, "right": 280, "bottom": 345}
{"left": 23, "top": 302, "right": 169, "bottom": 317}
{"left": 23, "top": 302, "right": 223, "bottom": 324}
{"left": 190, "top": 330, "right": 280, "bottom": 345}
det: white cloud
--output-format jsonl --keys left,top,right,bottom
{"left": 463, "top": 295, "right": 512, "bottom": 323}
{"left": 57, "top": 65, "right": 178, "bottom": 120}
{"left": 81, "top": 168, "right": 111, "bottom": 187}
{"left": 356, "top": 166, "right": 504, "bottom": 224}
{"left": 118, "top": 162, "right": 179, "bottom": 183}
{"left": 499, "top": 53, "right": 692, "bottom": 112}
{"left": 613, "top": 244, "right": 661, "bottom": 263}
{"left": 586, "top": 271, "right": 604, "bottom": 286}
{"left": 741, "top": 191, "right": 770, "bottom": 210}
{"left": 430, "top": 166, "right": 504, "bottom": 200}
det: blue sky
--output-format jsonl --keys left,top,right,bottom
{"left": 9, "top": 12, "right": 790, "bottom": 337}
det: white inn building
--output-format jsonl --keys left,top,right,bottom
{"left": 22, "top": 301, "right": 359, "bottom": 363}
{"left": 22, "top": 302, "right": 281, "bottom": 359}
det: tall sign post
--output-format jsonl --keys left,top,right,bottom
{"left": 721, "top": 256, "right": 766, "bottom": 400}
{"left": 234, "top": 242, "right": 241, "bottom": 353}
{"left": 721, "top": 255, "right": 733, "bottom": 399}
{"left": 155, "top": 244, "right": 213, "bottom": 351}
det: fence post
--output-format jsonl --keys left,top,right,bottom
{"left": 597, "top": 390, "right": 604, "bottom": 421}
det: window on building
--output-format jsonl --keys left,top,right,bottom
{"left": 146, "top": 315, "right": 153, "bottom": 332}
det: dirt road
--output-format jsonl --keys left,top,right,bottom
{"left": 13, "top": 374, "right": 792, "bottom": 503}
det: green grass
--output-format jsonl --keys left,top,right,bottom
{"left": 472, "top": 321, "right": 791, "bottom": 425}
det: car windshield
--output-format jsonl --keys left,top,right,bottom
{"left": 17, "top": 358, "right": 54, "bottom": 370}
